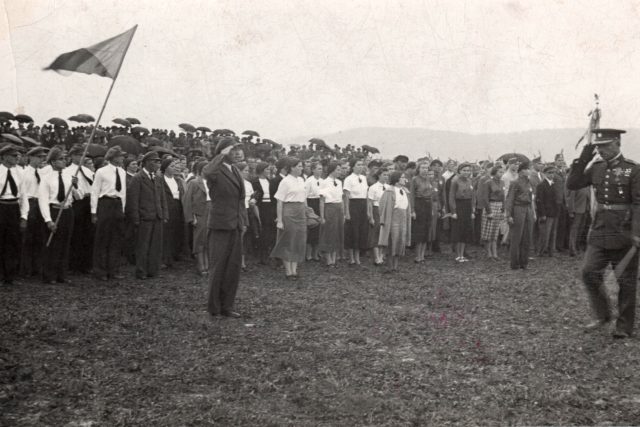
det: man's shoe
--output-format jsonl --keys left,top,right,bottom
{"left": 584, "top": 319, "right": 611, "bottom": 332}
{"left": 221, "top": 311, "right": 241, "bottom": 318}
{"left": 613, "top": 330, "right": 630, "bottom": 339}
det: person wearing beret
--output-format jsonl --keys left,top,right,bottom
{"left": 91, "top": 146, "right": 127, "bottom": 281}
{"left": 202, "top": 138, "right": 248, "bottom": 318}
{"left": 535, "top": 165, "right": 559, "bottom": 257}
{"left": 38, "top": 147, "right": 82, "bottom": 283}
{"left": 65, "top": 145, "right": 96, "bottom": 274}
{"left": 160, "top": 158, "right": 186, "bottom": 268}
{"left": 505, "top": 162, "right": 534, "bottom": 270}
{"left": 0, "top": 144, "right": 29, "bottom": 285}
{"left": 20, "top": 146, "right": 48, "bottom": 277}
{"left": 567, "top": 128, "right": 640, "bottom": 338}
{"left": 126, "top": 151, "right": 168, "bottom": 280}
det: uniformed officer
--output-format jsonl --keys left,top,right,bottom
{"left": 567, "top": 128, "right": 640, "bottom": 338}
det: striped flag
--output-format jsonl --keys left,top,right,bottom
{"left": 45, "top": 25, "right": 137, "bottom": 79}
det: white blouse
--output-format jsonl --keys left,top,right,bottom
{"left": 274, "top": 175, "right": 306, "bottom": 203}
{"left": 244, "top": 179, "right": 254, "bottom": 208}
{"left": 305, "top": 175, "right": 323, "bottom": 199}
{"left": 394, "top": 186, "right": 409, "bottom": 210}
{"left": 319, "top": 177, "right": 343, "bottom": 204}
{"left": 343, "top": 174, "right": 369, "bottom": 199}
{"left": 258, "top": 178, "right": 270, "bottom": 201}
{"left": 367, "top": 182, "right": 387, "bottom": 207}
{"left": 164, "top": 176, "right": 180, "bottom": 199}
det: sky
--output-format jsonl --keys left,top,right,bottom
{"left": 2, "top": 0, "right": 640, "bottom": 142}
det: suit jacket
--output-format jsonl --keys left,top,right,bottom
{"left": 536, "top": 179, "right": 559, "bottom": 218}
{"left": 203, "top": 155, "right": 248, "bottom": 230}
{"left": 126, "top": 170, "right": 169, "bottom": 224}
{"left": 566, "top": 186, "right": 590, "bottom": 215}
{"left": 183, "top": 177, "right": 209, "bottom": 221}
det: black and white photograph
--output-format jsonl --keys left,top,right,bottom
{"left": 2, "top": 0, "right": 640, "bottom": 425}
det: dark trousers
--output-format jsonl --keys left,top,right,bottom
{"left": 536, "top": 216, "right": 557, "bottom": 256}
{"left": 0, "top": 203, "right": 20, "bottom": 283}
{"left": 21, "top": 199, "right": 44, "bottom": 277}
{"left": 163, "top": 198, "right": 185, "bottom": 266}
{"left": 582, "top": 245, "right": 638, "bottom": 335}
{"left": 93, "top": 198, "right": 124, "bottom": 278}
{"left": 509, "top": 205, "right": 533, "bottom": 269}
{"left": 569, "top": 213, "right": 587, "bottom": 254}
{"left": 207, "top": 228, "right": 241, "bottom": 315}
{"left": 135, "top": 220, "right": 163, "bottom": 278}
{"left": 555, "top": 204, "right": 569, "bottom": 251}
{"left": 69, "top": 197, "right": 94, "bottom": 273}
{"left": 43, "top": 207, "right": 74, "bottom": 283}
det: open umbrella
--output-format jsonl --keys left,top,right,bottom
{"left": 179, "top": 123, "right": 196, "bottom": 133}
{"left": 126, "top": 117, "right": 141, "bottom": 125}
{"left": 131, "top": 126, "right": 150, "bottom": 135}
{"left": 362, "top": 144, "right": 380, "bottom": 154}
{"left": 113, "top": 118, "right": 131, "bottom": 127}
{"left": 69, "top": 115, "right": 87, "bottom": 123}
{"left": 197, "top": 126, "right": 212, "bottom": 133}
{"left": 19, "top": 136, "right": 40, "bottom": 147}
{"left": 0, "top": 112, "right": 15, "bottom": 121}
{"left": 47, "top": 117, "right": 68, "bottom": 128}
{"left": 85, "top": 143, "right": 108, "bottom": 158}
{"left": 1, "top": 133, "right": 23, "bottom": 144}
{"left": 262, "top": 138, "right": 278, "bottom": 146}
{"left": 14, "top": 114, "right": 33, "bottom": 123}
{"left": 497, "top": 153, "right": 530, "bottom": 164}
{"left": 107, "top": 135, "right": 142, "bottom": 155}
{"left": 149, "top": 145, "right": 180, "bottom": 157}
{"left": 144, "top": 136, "right": 163, "bottom": 146}
{"left": 78, "top": 114, "right": 95, "bottom": 122}
{"left": 242, "top": 130, "right": 260, "bottom": 137}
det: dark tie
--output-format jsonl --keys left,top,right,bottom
{"left": 57, "top": 171, "right": 65, "bottom": 203}
{"left": 115, "top": 168, "right": 121, "bottom": 192}
{"left": 79, "top": 167, "right": 93, "bottom": 185}
{"left": 400, "top": 189, "right": 404, "bottom": 196}
{"left": 35, "top": 168, "right": 40, "bottom": 184}
{"left": 1, "top": 169, "right": 17, "bottom": 197}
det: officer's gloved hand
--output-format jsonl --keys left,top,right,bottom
{"left": 578, "top": 144, "right": 597, "bottom": 163}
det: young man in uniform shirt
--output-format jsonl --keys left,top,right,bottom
{"left": 20, "top": 146, "right": 48, "bottom": 277}
{"left": 66, "top": 144, "right": 95, "bottom": 274}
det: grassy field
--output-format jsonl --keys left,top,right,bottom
{"left": 2, "top": 246, "right": 640, "bottom": 426}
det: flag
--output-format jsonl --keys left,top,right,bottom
{"left": 45, "top": 25, "right": 137, "bottom": 79}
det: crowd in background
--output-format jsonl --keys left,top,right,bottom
{"left": 0, "top": 114, "right": 589, "bottom": 287}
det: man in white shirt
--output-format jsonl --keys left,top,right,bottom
{"left": 66, "top": 144, "right": 96, "bottom": 274}
{"left": 0, "top": 143, "right": 29, "bottom": 285}
{"left": 39, "top": 147, "right": 82, "bottom": 284}
{"left": 91, "top": 146, "right": 127, "bottom": 281}
{"left": 20, "top": 146, "right": 48, "bottom": 277}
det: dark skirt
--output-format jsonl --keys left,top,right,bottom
{"left": 412, "top": 197, "right": 432, "bottom": 244}
{"left": 451, "top": 198, "right": 473, "bottom": 244}
{"left": 307, "top": 198, "right": 320, "bottom": 245}
{"left": 258, "top": 200, "right": 277, "bottom": 251}
{"left": 270, "top": 202, "right": 307, "bottom": 262}
{"left": 319, "top": 203, "right": 344, "bottom": 252}
{"left": 368, "top": 205, "right": 381, "bottom": 248}
{"left": 344, "top": 198, "right": 369, "bottom": 250}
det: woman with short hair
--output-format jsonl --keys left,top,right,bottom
{"left": 449, "top": 163, "right": 476, "bottom": 262}
{"left": 378, "top": 171, "right": 412, "bottom": 272}
{"left": 343, "top": 158, "right": 370, "bottom": 265}
{"left": 304, "top": 162, "right": 323, "bottom": 261}
{"left": 367, "top": 168, "right": 389, "bottom": 265}
{"left": 318, "top": 161, "right": 344, "bottom": 267}
{"left": 410, "top": 162, "right": 435, "bottom": 263}
{"left": 478, "top": 165, "right": 505, "bottom": 260}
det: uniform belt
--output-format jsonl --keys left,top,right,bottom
{"left": 0, "top": 198, "right": 18, "bottom": 204}
{"left": 596, "top": 203, "right": 630, "bottom": 211}
{"left": 49, "top": 203, "right": 71, "bottom": 210}
{"left": 100, "top": 196, "right": 121, "bottom": 200}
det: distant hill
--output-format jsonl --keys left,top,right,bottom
{"left": 281, "top": 127, "right": 640, "bottom": 163}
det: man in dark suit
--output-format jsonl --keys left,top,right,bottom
{"left": 203, "top": 138, "right": 248, "bottom": 318}
{"left": 535, "top": 165, "right": 559, "bottom": 256}
{"left": 126, "top": 151, "right": 168, "bottom": 279}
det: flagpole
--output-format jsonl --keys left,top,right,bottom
{"left": 46, "top": 25, "right": 138, "bottom": 247}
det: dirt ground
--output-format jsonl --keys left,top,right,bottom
{"left": 2, "top": 246, "right": 640, "bottom": 426}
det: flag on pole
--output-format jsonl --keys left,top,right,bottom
{"left": 45, "top": 25, "right": 137, "bottom": 79}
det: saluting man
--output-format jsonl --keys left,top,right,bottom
{"left": 38, "top": 147, "right": 83, "bottom": 284}
{"left": 20, "top": 146, "right": 48, "bottom": 277}
{"left": 66, "top": 144, "right": 95, "bottom": 274}
{"left": 91, "top": 146, "right": 127, "bottom": 281}
{"left": 0, "top": 143, "right": 29, "bottom": 285}
{"left": 567, "top": 129, "right": 640, "bottom": 338}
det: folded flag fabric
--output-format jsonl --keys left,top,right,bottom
{"left": 45, "top": 25, "right": 137, "bottom": 79}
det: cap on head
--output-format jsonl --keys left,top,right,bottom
{"left": 507, "top": 157, "right": 519, "bottom": 165}
{"left": 68, "top": 144, "right": 84, "bottom": 157}
{"left": 215, "top": 137, "right": 241, "bottom": 156}
{"left": 0, "top": 143, "right": 21, "bottom": 157}
{"left": 543, "top": 165, "right": 556, "bottom": 174}
{"left": 592, "top": 128, "right": 626, "bottom": 145}
{"left": 517, "top": 162, "right": 530, "bottom": 172}
{"left": 457, "top": 162, "right": 471, "bottom": 173}
{"left": 105, "top": 146, "right": 125, "bottom": 161}
{"left": 532, "top": 156, "right": 542, "bottom": 164}
{"left": 27, "top": 147, "right": 49, "bottom": 157}
{"left": 141, "top": 151, "right": 161, "bottom": 164}
{"left": 47, "top": 147, "right": 65, "bottom": 163}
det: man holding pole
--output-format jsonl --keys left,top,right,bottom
{"left": 39, "top": 147, "right": 82, "bottom": 284}
{"left": 567, "top": 129, "right": 640, "bottom": 338}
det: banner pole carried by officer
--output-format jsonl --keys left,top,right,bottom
{"left": 567, "top": 128, "right": 640, "bottom": 339}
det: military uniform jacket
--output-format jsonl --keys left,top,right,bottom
{"left": 567, "top": 154, "right": 640, "bottom": 249}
